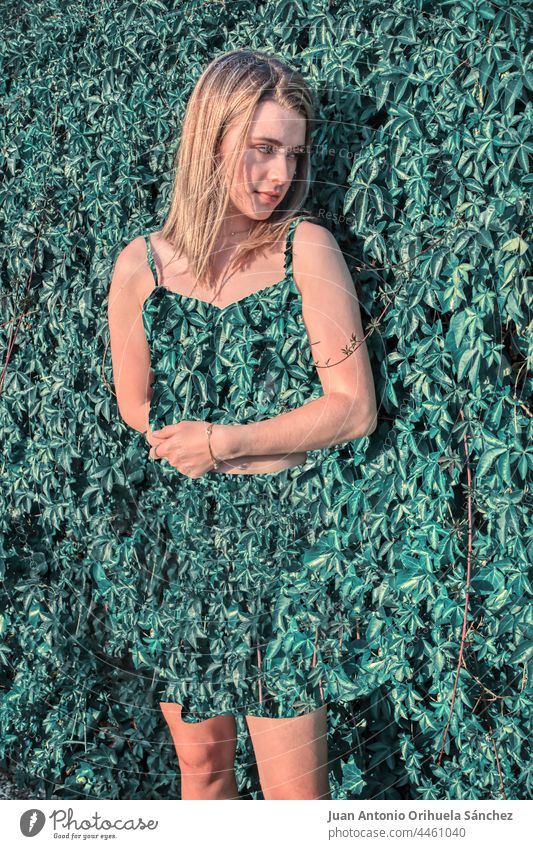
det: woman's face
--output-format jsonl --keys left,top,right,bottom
{"left": 218, "top": 99, "right": 307, "bottom": 221}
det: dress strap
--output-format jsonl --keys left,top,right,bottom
{"left": 144, "top": 233, "right": 159, "bottom": 287}
{"left": 283, "top": 215, "right": 304, "bottom": 278}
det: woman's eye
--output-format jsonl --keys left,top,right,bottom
{"left": 256, "top": 144, "right": 299, "bottom": 159}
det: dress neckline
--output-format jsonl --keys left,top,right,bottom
{"left": 142, "top": 271, "right": 292, "bottom": 316}
{"left": 142, "top": 216, "right": 303, "bottom": 316}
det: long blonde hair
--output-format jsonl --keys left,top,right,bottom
{"left": 160, "top": 48, "right": 315, "bottom": 291}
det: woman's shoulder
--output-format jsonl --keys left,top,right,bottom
{"left": 290, "top": 216, "right": 348, "bottom": 300}
{"left": 292, "top": 216, "right": 340, "bottom": 256}
{"left": 108, "top": 234, "right": 155, "bottom": 311}
{"left": 113, "top": 233, "right": 150, "bottom": 271}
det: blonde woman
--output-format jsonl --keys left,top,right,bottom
{"left": 108, "top": 48, "right": 376, "bottom": 800}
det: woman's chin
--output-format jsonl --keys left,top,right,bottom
{"left": 249, "top": 202, "right": 275, "bottom": 218}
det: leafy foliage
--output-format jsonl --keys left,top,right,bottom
{"left": 0, "top": 0, "right": 531, "bottom": 801}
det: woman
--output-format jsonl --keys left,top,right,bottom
{"left": 108, "top": 48, "right": 377, "bottom": 800}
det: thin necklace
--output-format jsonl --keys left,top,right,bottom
{"left": 227, "top": 226, "right": 252, "bottom": 237}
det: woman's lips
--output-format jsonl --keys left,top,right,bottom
{"left": 256, "top": 191, "right": 280, "bottom": 204}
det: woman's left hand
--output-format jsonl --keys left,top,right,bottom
{"left": 147, "top": 420, "right": 230, "bottom": 478}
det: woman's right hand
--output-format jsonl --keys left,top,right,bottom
{"left": 144, "top": 421, "right": 306, "bottom": 474}
{"left": 145, "top": 423, "right": 166, "bottom": 455}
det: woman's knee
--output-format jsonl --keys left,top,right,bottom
{"left": 176, "top": 736, "right": 237, "bottom": 776}
{"left": 159, "top": 702, "right": 238, "bottom": 776}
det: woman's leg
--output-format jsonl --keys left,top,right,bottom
{"left": 160, "top": 702, "right": 240, "bottom": 799}
{"left": 245, "top": 704, "right": 331, "bottom": 800}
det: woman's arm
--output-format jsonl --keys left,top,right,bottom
{"left": 107, "top": 237, "right": 153, "bottom": 433}
{"left": 209, "top": 221, "right": 377, "bottom": 461}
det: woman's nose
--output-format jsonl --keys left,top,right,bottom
{"left": 267, "top": 152, "right": 292, "bottom": 185}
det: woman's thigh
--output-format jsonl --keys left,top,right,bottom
{"left": 245, "top": 704, "right": 331, "bottom": 799}
{"left": 159, "top": 702, "right": 238, "bottom": 773}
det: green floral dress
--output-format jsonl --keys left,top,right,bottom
{"left": 140, "top": 215, "right": 362, "bottom": 722}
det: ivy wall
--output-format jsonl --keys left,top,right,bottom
{"left": 0, "top": 0, "right": 531, "bottom": 800}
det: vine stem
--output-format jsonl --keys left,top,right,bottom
{"left": 0, "top": 221, "right": 46, "bottom": 396}
{"left": 437, "top": 409, "right": 473, "bottom": 766}
{"left": 256, "top": 637, "right": 263, "bottom": 706}
{"left": 311, "top": 625, "right": 325, "bottom": 701}
{"left": 487, "top": 719, "right": 508, "bottom": 800}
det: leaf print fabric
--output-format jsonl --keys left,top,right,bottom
{"left": 138, "top": 216, "right": 361, "bottom": 722}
